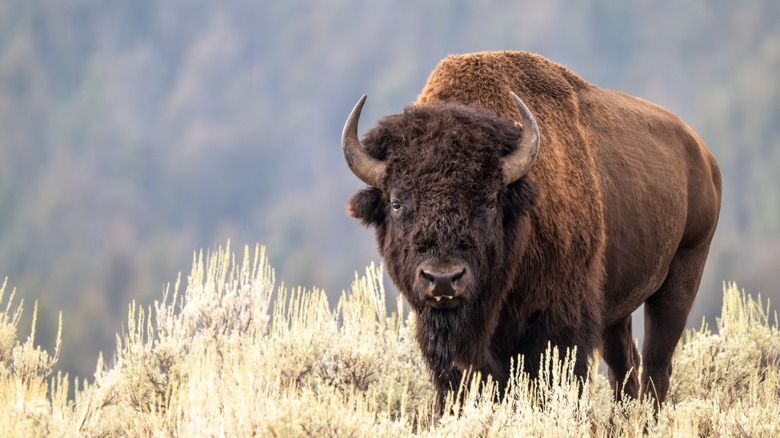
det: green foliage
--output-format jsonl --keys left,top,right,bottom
{"left": 0, "top": 246, "right": 778, "bottom": 436}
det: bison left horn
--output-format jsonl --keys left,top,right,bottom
{"left": 503, "top": 92, "right": 540, "bottom": 185}
{"left": 341, "top": 94, "right": 387, "bottom": 189}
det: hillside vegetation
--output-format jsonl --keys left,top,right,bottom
{"left": 0, "top": 243, "right": 778, "bottom": 437}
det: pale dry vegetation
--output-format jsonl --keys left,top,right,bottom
{"left": 0, "top": 243, "right": 778, "bottom": 437}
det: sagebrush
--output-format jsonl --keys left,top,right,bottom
{"left": 0, "top": 243, "right": 777, "bottom": 436}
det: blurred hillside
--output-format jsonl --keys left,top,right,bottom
{"left": 1, "top": 0, "right": 778, "bottom": 381}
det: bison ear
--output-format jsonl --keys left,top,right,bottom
{"left": 347, "top": 188, "right": 386, "bottom": 226}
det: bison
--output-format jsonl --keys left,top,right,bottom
{"left": 342, "top": 51, "right": 721, "bottom": 408}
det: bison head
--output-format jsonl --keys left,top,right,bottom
{"left": 343, "top": 94, "right": 540, "bottom": 320}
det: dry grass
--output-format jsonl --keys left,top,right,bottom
{"left": 0, "top": 243, "right": 777, "bottom": 437}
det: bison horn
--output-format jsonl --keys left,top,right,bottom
{"left": 342, "top": 94, "right": 387, "bottom": 189}
{"left": 502, "top": 92, "right": 540, "bottom": 185}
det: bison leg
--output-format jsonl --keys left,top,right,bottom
{"left": 641, "top": 244, "right": 709, "bottom": 409}
{"left": 517, "top": 314, "right": 596, "bottom": 396}
{"left": 601, "top": 315, "right": 640, "bottom": 401}
{"left": 432, "top": 367, "right": 463, "bottom": 413}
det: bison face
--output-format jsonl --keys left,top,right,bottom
{"left": 383, "top": 180, "right": 496, "bottom": 311}
{"left": 344, "top": 95, "right": 540, "bottom": 313}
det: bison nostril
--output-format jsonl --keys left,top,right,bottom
{"left": 419, "top": 266, "right": 468, "bottom": 298}
{"left": 451, "top": 269, "right": 465, "bottom": 283}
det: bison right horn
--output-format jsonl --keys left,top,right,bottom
{"left": 341, "top": 94, "right": 387, "bottom": 190}
{"left": 502, "top": 92, "right": 540, "bottom": 185}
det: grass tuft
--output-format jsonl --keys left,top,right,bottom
{"left": 0, "top": 246, "right": 777, "bottom": 436}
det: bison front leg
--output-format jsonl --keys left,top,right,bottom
{"left": 514, "top": 310, "right": 597, "bottom": 386}
{"left": 601, "top": 315, "right": 641, "bottom": 401}
{"left": 431, "top": 367, "right": 463, "bottom": 413}
{"left": 431, "top": 362, "right": 503, "bottom": 413}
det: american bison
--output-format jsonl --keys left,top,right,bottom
{"left": 342, "top": 51, "right": 721, "bottom": 408}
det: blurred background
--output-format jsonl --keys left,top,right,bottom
{"left": 1, "top": 0, "right": 778, "bottom": 383}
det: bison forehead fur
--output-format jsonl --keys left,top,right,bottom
{"left": 373, "top": 104, "right": 511, "bottom": 196}
{"left": 344, "top": 51, "right": 722, "bottom": 409}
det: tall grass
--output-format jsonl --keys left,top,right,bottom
{"left": 0, "top": 243, "right": 777, "bottom": 436}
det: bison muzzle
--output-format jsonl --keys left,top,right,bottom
{"left": 342, "top": 51, "right": 722, "bottom": 411}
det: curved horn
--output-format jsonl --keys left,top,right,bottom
{"left": 502, "top": 92, "right": 540, "bottom": 185}
{"left": 341, "top": 94, "right": 387, "bottom": 189}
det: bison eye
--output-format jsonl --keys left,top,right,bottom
{"left": 486, "top": 199, "right": 496, "bottom": 211}
{"left": 390, "top": 199, "right": 402, "bottom": 212}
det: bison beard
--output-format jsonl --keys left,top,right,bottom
{"left": 342, "top": 51, "right": 721, "bottom": 412}
{"left": 419, "top": 303, "right": 502, "bottom": 397}
{"left": 422, "top": 308, "right": 467, "bottom": 389}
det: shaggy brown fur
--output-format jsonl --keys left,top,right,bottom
{"left": 346, "top": 51, "right": 721, "bottom": 409}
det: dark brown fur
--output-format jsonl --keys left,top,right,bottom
{"left": 347, "top": 51, "right": 721, "bottom": 408}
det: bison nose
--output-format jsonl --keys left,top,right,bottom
{"left": 418, "top": 265, "right": 469, "bottom": 299}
